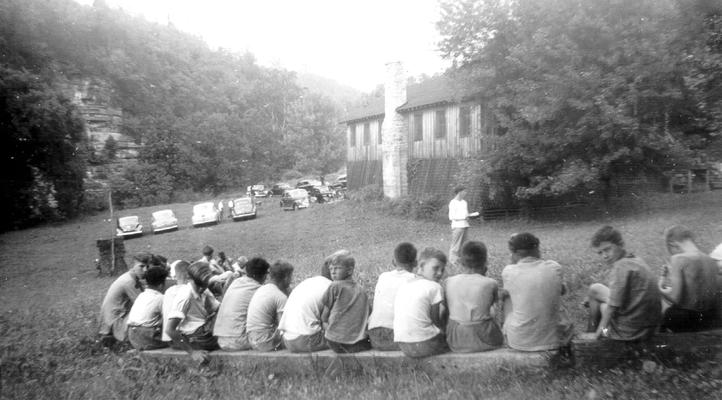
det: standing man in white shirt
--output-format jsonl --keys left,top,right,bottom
{"left": 448, "top": 186, "right": 479, "bottom": 269}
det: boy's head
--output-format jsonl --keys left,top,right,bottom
{"left": 453, "top": 186, "right": 466, "bottom": 199}
{"left": 328, "top": 250, "right": 355, "bottom": 281}
{"left": 664, "top": 225, "right": 695, "bottom": 255}
{"left": 418, "top": 247, "right": 447, "bottom": 282}
{"left": 393, "top": 242, "right": 417, "bottom": 271}
{"left": 150, "top": 254, "right": 168, "bottom": 269}
{"left": 269, "top": 261, "right": 294, "bottom": 292}
{"left": 245, "top": 257, "right": 271, "bottom": 283}
{"left": 460, "top": 241, "right": 488, "bottom": 274}
{"left": 171, "top": 260, "right": 190, "bottom": 282}
{"left": 508, "top": 232, "right": 540, "bottom": 262}
{"left": 218, "top": 251, "right": 227, "bottom": 261}
{"left": 145, "top": 265, "right": 169, "bottom": 288}
{"left": 202, "top": 245, "right": 214, "bottom": 257}
{"left": 590, "top": 226, "right": 625, "bottom": 265}
{"left": 130, "top": 252, "right": 153, "bottom": 278}
{"left": 187, "top": 261, "right": 213, "bottom": 292}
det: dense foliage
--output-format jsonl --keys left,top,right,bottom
{"left": 0, "top": 0, "right": 347, "bottom": 223}
{"left": 438, "top": 0, "right": 722, "bottom": 201}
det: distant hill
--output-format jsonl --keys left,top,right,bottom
{"left": 295, "top": 72, "right": 363, "bottom": 114}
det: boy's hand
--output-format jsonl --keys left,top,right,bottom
{"left": 191, "top": 350, "right": 210, "bottom": 365}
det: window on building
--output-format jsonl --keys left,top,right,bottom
{"left": 378, "top": 119, "right": 383, "bottom": 145}
{"left": 363, "top": 122, "right": 370, "bottom": 146}
{"left": 413, "top": 113, "right": 423, "bottom": 141}
{"left": 435, "top": 109, "right": 446, "bottom": 139}
{"left": 349, "top": 125, "right": 356, "bottom": 147}
{"left": 459, "top": 106, "right": 471, "bottom": 138}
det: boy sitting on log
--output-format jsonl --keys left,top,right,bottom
{"left": 246, "top": 261, "right": 294, "bottom": 351}
{"left": 582, "top": 226, "right": 661, "bottom": 341}
{"left": 127, "top": 265, "right": 169, "bottom": 350}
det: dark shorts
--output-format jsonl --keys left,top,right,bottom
{"left": 398, "top": 333, "right": 448, "bottom": 358}
{"left": 368, "top": 327, "right": 399, "bottom": 351}
{"left": 662, "top": 306, "right": 714, "bottom": 332}
{"left": 327, "top": 337, "right": 372, "bottom": 354}
{"left": 171, "top": 321, "right": 219, "bottom": 351}
{"left": 127, "top": 325, "right": 168, "bottom": 351}
{"left": 446, "top": 318, "right": 503, "bottom": 353}
{"left": 283, "top": 331, "right": 328, "bottom": 353}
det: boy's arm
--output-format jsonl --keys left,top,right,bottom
{"left": 430, "top": 302, "right": 444, "bottom": 329}
{"left": 320, "top": 286, "right": 334, "bottom": 323}
{"left": 593, "top": 304, "right": 616, "bottom": 339}
{"left": 659, "top": 257, "right": 683, "bottom": 304}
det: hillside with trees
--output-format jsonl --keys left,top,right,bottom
{"left": 0, "top": 0, "right": 350, "bottom": 229}
{"left": 438, "top": 0, "right": 722, "bottom": 203}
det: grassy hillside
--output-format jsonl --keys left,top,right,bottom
{"left": 1, "top": 193, "right": 721, "bottom": 398}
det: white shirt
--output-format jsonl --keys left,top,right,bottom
{"left": 393, "top": 278, "right": 444, "bottom": 343}
{"left": 247, "top": 283, "right": 287, "bottom": 333}
{"left": 161, "top": 284, "right": 182, "bottom": 341}
{"left": 278, "top": 276, "right": 332, "bottom": 340}
{"left": 167, "top": 283, "right": 220, "bottom": 335}
{"left": 127, "top": 288, "right": 163, "bottom": 328}
{"left": 448, "top": 198, "right": 470, "bottom": 229}
{"left": 368, "top": 269, "right": 417, "bottom": 330}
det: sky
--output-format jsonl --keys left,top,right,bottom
{"left": 75, "top": 0, "right": 450, "bottom": 92}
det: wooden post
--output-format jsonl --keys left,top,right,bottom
{"left": 687, "top": 170, "right": 692, "bottom": 193}
{"left": 109, "top": 190, "right": 115, "bottom": 274}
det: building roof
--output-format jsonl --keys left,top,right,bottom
{"left": 343, "top": 75, "right": 474, "bottom": 123}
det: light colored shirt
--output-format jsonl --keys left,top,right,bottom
{"left": 444, "top": 274, "right": 498, "bottom": 322}
{"left": 99, "top": 272, "right": 142, "bottom": 334}
{"left": 606, "top": 254, "right": 661, "bottom": 339}
{"left": 501, "top": 257, "right": 565, "bottom": 351}
{"left": 213, "top": 276, "right": 262, "bottom": 337}
{"left": 246, "top": 283, "right": 287, "bottom": 333}
{"left": 278, "top": 276, "right": 332, "bottom": 340}
{"left": 448, "top": 198, "right": 470, "bottom": 229}
{"left": 393, "top": 277, "right": 444, "bottom": 343}
{"left": 322, "top": 280, "right": 370, "bottom": 344}
{"left": 368, "top": 269, "right": 417, "bottom": 330}
{"left": 161, "top": 284, "right": 182, "bottom": 341}
{"left": 167, "top": 283, "right": 219, "bottom": 335}
{"left": 127, "top": 288, "right": 163, "bottom": 328}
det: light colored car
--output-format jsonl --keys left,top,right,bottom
{"left": 280, "top": 189, "right": 310, "bottom": 210}
{"left": 191, "top": 202, "right": 221, "bottom": 227}
{"left": 230, "top": 196, "right": 257, "bottom": 220}
{"left": 151, "top": 209, "right": 178, "bottom": 233}
{"left": 248, "top": 184, "right": 270, "bottom": 197}
{"left": 116, "top": 216, "right": 143, "bottom": 238}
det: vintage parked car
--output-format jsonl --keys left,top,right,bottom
{"left": 330, "top": 174, "right": 347, "bottom": 189}
{"left": 151, "top": 209, "right": 178, "bottom": 233}
{"left": 280, "top": 188, "right": 310, "bottom": 210}
{"left": 191, "top": 202, "right": 221, "bottom": 227}
{"left": 230, "top": 196, "right": 257, "bottom": 220}
{"left": 308, "top": 185, "right": 334, "bottom": 202}
{"left": 270, "top": 182, "right": 292, "bottom": 196}
{"left": 247, "top": 184, "right": 270, "bottom": 198}
{"left": 116, "top": 216, "right": 143, "bottom": 238}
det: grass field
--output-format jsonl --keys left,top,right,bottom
{"left": 1, "top": 192, "right": 722, "bottom": 399}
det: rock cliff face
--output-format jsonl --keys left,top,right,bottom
{"left": 64, "top": 78, "right": 139, "bottom": 197}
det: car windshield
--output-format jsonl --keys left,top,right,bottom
{"left": 118, "top": 216, "right": 138, "bottom": 225}
{"left": 289, "top": 189, "right": 307, "bottom": 198}
{"left": 234, "top": 197, "right": 251, "bottom": 206}
{"left": 153, "top": 210, "right": 174, "bottom": 219}
{"left": 193, "top": 203, "right": 215, "bottom": 213}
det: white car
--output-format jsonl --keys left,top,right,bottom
{"left": 230, "top": 196, "right": 257, "bottom": 220}
{"left": 151, "top": 209, "right": 178, "bottom": 233}
{"left": 116, "top": 216, "right": 143, "bottom": 238}
{"left": 191, "top": 202, "right": 221, "bottom": 227}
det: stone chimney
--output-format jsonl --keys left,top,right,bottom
{"left": 381, "top": 61, "right": 408, "bottom": 198}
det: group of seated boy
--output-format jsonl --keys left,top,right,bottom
{"left": 98, "top": 224, "right": 722, "bottom": 360}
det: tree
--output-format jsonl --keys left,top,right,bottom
{"left": 438, "top": 0, "right": 719, "bottom": 202}
{"left": 0, "top": 66, "right": 86, "bottom": 229}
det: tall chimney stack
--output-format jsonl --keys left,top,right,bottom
{"left": 382, "top": 61, "right": 408, "bottom": 198}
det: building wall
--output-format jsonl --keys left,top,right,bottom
{"left": 346, "top": 119, "right": 384, "bottom": 162}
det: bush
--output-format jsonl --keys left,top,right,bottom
{"left": 281, "top": 169, "right": 304, "bottom": 181}
{"left": 411, "top": 194, "right": 446, "bottom": 220}
{"left": 348, "top": 184, "right": 383, "bottom": 202}
{"left": 381, "top": 196, "right": 414, "bottom": 217}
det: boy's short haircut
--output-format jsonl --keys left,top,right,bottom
{"left": 134, "top": 252, "right": 153, "bottom": 265}
{"left": 453, "top": 186, "right": 466, "bottom": 195}
{"left": 150, "top": 254, "right": 167, "bottom": 268}
{"left": 394, "top": 242, "right": 417, "bottom": 265}
{"left": 461, "top": 241, "right": 488, "bottom": 270}
{"left": 509, "top": 233, "right": 540, "bottom": 251}
{"left": 245, "top": 257, "right": 271, "bottom": 280}
{"left": 269, "top": 261, "right": 294, "bottom": 281}
{"left": 145, "top": 265, "right": 169, "bottom": 286}
{"left": 664, "top": 225, "right": 695, "bottom": 244}
{"left": 202, "top": 245, "right": 214, "bottom": 256}
{"left": 187, "top": 261, "right": 212, "bottom": 283}
{"left": 171, "top": 260, "right": 190, "bottom": 279}
{"left": 328, "top": 249, "right": 355, "bottom": 269}
{"left": 218, "top": 251, "right": 227, "bottom": 259}
{"left": 590, "top": 226, "right": 624, "bottom": 248}
{"left": 419, "top": 247, "right": 448, "bottom": 265}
